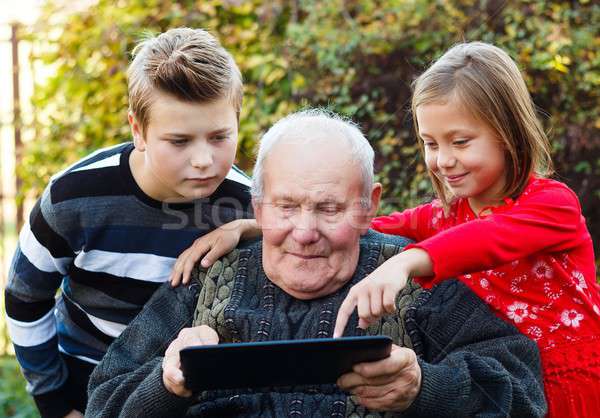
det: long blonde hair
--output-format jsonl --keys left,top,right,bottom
{"left": 412, "top": 42, "right": 553, "bottom": 208}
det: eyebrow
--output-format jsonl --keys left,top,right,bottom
{"left": 420, "top": 128, "right": 474, "bottom": 139}
{"left": 208, "top": 128, "right": 234, "bottom": 136}
{"left": 161, "top": 128, "right": 234, "bottom": 139}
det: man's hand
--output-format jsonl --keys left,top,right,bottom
{"left": 63, "top": 410, "right": 84, "bottom": 418}
{"left": 337, "top": 345, "right": 422, "bottom": 411}
{"left": 333, "top": 248, "right": 432, "bottom": 337}
{"left": 162, "top": 325, "right": 219, "bottom": 397}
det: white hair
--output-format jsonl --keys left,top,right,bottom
{"left": 251, "top": 109, "right": 375, "bottom": 205}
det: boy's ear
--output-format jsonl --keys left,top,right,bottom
{"left": 128, "top": 111, "right": 146, "bottom": 151}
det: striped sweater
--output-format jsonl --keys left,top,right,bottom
{"left": 4, "top": 142, "right": 253, "bottom": 415}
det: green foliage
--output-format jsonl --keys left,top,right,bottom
{"left": 22, "top": 0, "right": 600, "bottom": 248}
{"left": 0, "top": 357, "right": 37, "bottom": 418}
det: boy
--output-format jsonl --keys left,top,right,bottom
{"left": 4, "top": 28, "right": 252, "bottom": 418}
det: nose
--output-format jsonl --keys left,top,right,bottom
{"left": 291, "top": 209, "right": 320, "bottom": 245}
{"left": 437, "top": 146, "right": 456, "bottom": 169}
{"left": 190, "top": 141, "right": 213, "bottom": 170}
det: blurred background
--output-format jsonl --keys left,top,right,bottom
{"left": 1, "top": 0, "right": 598, "bottom": 415}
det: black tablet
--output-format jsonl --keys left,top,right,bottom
{"left": 180, "top": 335, "right": 392, "bottom": 391}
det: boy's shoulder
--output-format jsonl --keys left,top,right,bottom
{"left": 47, "top": 142, "right": 133, "bottom": 205}
{"left": 208, "top": 165, "right": 253, "bottom": 208}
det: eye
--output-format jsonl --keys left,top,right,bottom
{"left": 423, "top": 141, "right": 438, "bottom": 149}
{"left": 453, "top": 138, "right": 471, "bottom": 146}
{"left": 318, "top": 205, "right": 340, "bottom": 215}
{"left": 169, "top": 139, "right": 188, "bottom": 147}
{"left": 211, "top": 134, "right": 229, "bottom": 142}
{"left": 278, "top": 203, "right": 298, "bottom": 212}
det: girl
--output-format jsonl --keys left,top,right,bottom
{"left": 170, "top": 42, "right": 600, "bottom": 417}
{"left": 333, "top": 42, "right": 600, "bottom": 418}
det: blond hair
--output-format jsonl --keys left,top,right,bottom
{"left": 127, "top": 27, "right": 243, "bottom": 136}
{"left": 411, "top": 42, "right": 553, "bottom": 208}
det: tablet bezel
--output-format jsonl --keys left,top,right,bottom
{"left": 180, "top": 335, "right": 393, "bottom": 391}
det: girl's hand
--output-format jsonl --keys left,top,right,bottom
{"left": 170, "top": 219, "right": 259, "bottom": 286}
{"left": 333, "top": 248, "right": 433, "bottom": 337}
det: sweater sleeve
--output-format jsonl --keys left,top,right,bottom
{"left": 402, "top": 280, "right": 547, "bottom": 418}
{"left": 4, "top": 186, "right": 76, "bottom": 418}
{"left": 371, "top": 202, "right": 440, "bottom": 241}
{"left": 86, "top": 282, "right": 200, "bottom": 418}
{"left": 409, "top": 180, "right": 585, "bottom": 286}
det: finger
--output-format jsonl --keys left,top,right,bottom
{"left": 355, "top": 390, "right": 398, "bottom": 411}
{"left": 170, "top": 249, "right": 190, "bottom": 286}
{"left": 181, "top": 256, "right": 196, "bottom": 285}
{"left": 382, "top": 284, "right": 398, "bottom": 314}
{"left": 369, "top": 287, "right": 384, "bottom": 319}
{"left": 354, "top": 346, "right": 413, "bottom": 379}
{"left": 333, "top": 292, "right": 358, "bottom": 338}
{"left": 200, "top": 244, "right": 223, "bottom": 268}
{"left": 357, "top": 292, "right": 373, "bottom": 329}
{"left": 197, "top": 325, "right": 220, "bottom": 345}
{"left": 337, "top": 371, "right": 366, "bottom": 391}
{"left": 352, "top": 382, "right": 395, "bottom": 399}
{"left": 182, "top": 241, "right": 213, "bottom": 284}
{"left": 170, "top": 256, "right": 184, "bottom": 287}
{"left": 163, "top": 364, "right": 191, "bottom": 397}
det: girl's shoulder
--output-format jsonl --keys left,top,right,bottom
{"left": 518, "top": 176, "right": 580, "bottom": 207}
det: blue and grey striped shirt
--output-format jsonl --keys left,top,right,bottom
{"left": 4, "top": 142, "right": 252, "bottom": 413}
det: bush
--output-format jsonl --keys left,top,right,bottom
{"left": 0, "top": 357, "right": 37, "bottom": 418}
{"left": 22, "top": 0, "right": 600, "bottom": 256}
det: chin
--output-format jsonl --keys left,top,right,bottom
{"left": 281, "top": 275, "right": 329, "bottom": 299}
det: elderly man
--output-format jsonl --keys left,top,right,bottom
{"left": 87, "top": 110, "right": 546, "bottom": 417}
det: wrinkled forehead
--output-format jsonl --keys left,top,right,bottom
{"left": 262, "top": 140, "right": 363, "bottom": 204}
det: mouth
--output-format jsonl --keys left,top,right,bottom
{"left": 443, "top": 173, "right": 469, "bottom": 184}
{"left": 186, "top": 176, "right": 217, "bottom": 183}
{"left": 287, "top": 252, "right": 325, "bottom": 260}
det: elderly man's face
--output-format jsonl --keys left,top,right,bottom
{"left": 254, "top": 136, "right": 381, "bottom": 300}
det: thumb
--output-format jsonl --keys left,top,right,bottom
{"left": 197, "top": 325, "right": 219, "bottom": 345}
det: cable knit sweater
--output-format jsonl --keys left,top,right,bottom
{"left": 87, "top": 232, "right": 546, "bottom": 417}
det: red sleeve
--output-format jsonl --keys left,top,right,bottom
{"left": 371, "top": 202, "right": 440, "bottom": 242}
{"left": 410, "top": 180, "right": 586, "bottom": 286}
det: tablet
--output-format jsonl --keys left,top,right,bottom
{"left": 180, "top": 335, "right": 392, "bottom": 391}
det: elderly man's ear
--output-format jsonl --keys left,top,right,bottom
{"left": 360, "top": 182, "right": 382, "bottom": 234}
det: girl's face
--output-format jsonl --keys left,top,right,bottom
{"left": 416, "top": 96, "right": 508, "bottom": 214}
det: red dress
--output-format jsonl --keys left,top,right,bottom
{"left": 372, "top": 177, "right": 600, "bottom": 417}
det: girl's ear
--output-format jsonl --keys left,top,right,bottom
{"left": 128, "top": 111, "right": 146, "bottom": 151}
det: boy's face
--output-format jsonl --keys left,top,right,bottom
{"left": 130, "top": 91, "right": 238, "bottom": 201}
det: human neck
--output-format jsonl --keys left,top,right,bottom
{"left": 129, "top": 148, "right": 178, "bottom": 202}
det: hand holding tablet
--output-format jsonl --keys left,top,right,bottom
{"left": 179, "top": 335, "right": 392, "bottom": 391}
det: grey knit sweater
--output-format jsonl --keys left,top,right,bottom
{"left": 87, "top": 232, "right": 547, "bottom": 417}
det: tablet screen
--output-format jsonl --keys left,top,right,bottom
{"left": 180, "top": 335, "right": 392, "bottom": 391}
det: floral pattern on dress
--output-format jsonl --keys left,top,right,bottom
{"left": 561, "top": 309, "right": 584, "bottom": 328}
{"left": 572, "top": 271, "right": 587, "bottom": 293}
{"left": 533, "top": 260, "right": 553, "bottom": 280}
{"left": 507, "top": 302, "right": 529, "bottom": 323}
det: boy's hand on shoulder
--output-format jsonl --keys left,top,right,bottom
{"left": 162, "top": 325, "right": 219, "bottom": 397}
{"left": 333, "top": 248, "right": 433, "bottom": 337}
{"left": 63, "top": 410, "right": 83, "bottom": 418}
{"left": 170, "top": 220, "right": 250, "bottom": 286}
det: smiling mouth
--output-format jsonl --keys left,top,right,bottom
{"left": 288, "top": 252, "right": 325, "bottom": 260}
{"left": 444, "top": 173, "right": 468, "bottom": 183}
